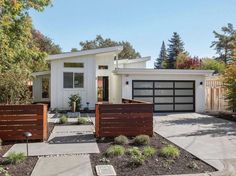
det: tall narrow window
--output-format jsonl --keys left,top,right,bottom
{"left": 74, "top": 73, "right": 84, "bottom": 88}
{"left": 42, "top": 78, "right": 49, "bottom": 98}
{"left": 63, "top": 72, "right": 73, "bottom": 88}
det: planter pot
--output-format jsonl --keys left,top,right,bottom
{"left": 71, "top": 101, "right": 76, "bottom": 112}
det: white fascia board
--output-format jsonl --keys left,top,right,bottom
{"left": 115, "top": 57, "right": 151, "bottom": 64}
{"left": 46, "top": 46, "right": 123, "bottom": 61}
{"left": 32, "top": 71, "right": 50, "bottom": 77}
{"left": 113, "top": 68, "right": 214, "bottom": 76}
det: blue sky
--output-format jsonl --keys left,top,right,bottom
{"left": 30, "top": 0, "right": 236, "bottom": 68}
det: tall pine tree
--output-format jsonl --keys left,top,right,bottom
{"left": 167, "top": 32, "right": 185, "bottom": 69}
{"left": 154, "top": 41, "right": 168, "bottom": 69}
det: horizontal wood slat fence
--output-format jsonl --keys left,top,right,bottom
{"left": 0, "top": 104, "right": 48, "bottom": 141}
{"left": 95, "top": 99, "right": 153, "bottom": 137}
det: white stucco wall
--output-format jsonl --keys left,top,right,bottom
{"left": 121, "top": 74, "right": 206, "bottom": 112}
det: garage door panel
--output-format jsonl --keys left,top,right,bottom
{"left": 134, "top": 97, "right": 153, "bottom": 103}
{"left": 175, "top": 104, "right": 194, "bottom": 111}
{"left": 155, "top": 89, "right": 174, "bottom": 96}
{"left": 175, "top": 97, "right": 193, "bottom": 103}
{"left": 154, "top": 104, "right": 174, "bottom": 111}
{"left": 155, "top": 97, "right": 173, "bottom": 103}
{"left": 133, "top": 89, "right": 153, "bottom": 96}
{"left": 133, "top": 82, "right": 153, "bottom": 88}
{"left": 175, "top": 89, "right": 193, "bottom": 96}
{"left": 175, "top": 82, "right": 194, "bottom": 88}
{"left": 155, "top": 82, "right": 173, "bottom": 88}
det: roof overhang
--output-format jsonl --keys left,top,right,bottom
{"left": 46, "top": 46, "right": 123, "bottom": 61}
{"left": 113, "top": 68, "right": 214, "bottom": 76}
{"left": 115, "top": 57, "right": 151, "bottom": 64}
{"left": 32, "top": 71, "right": 50, "bottom": 77}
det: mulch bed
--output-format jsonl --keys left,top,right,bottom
{"left": 90, "top": 133, "right": 216, "bottom": 176}
{"left": 0, "top": 145, "right": 38, "bottom": 176}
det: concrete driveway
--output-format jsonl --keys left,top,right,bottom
{"left": 153, "top": 113, "right": 236, "bottom": 173}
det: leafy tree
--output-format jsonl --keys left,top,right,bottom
{"left": 79, "top": 35, "right": 141, "bottom": 59}
{"left": 32, "top": 29, "right": 61, "bottom": 55}
{"left": 167, "top": 32, "right": 185, "bottom": 69}
{"left": 201, "top": 58, "right": 225, "bottom": 74}
{"left": 0, "top": 62, "right": 32, "bottom": 104}
{"left": 223, "top": 61, "right": 236, "bottom": 112}
{"left": 211, "top": 23, "right": 236, "bottom": 64}
{"left": 154, "top": 41, "right": 168, "bottom": 69}
{"left": 71, "top": 48, "right": 79, "bottom": 52}
{"left": 0, "top": 0, "right": 51, "bottom": 72}
{"left": 176, "top": 53, "right": 200, "bottom": 69}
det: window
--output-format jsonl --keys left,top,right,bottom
{"left": 42, "top": 78, "right": 49, "bottom": 98}
{"left": 74, "top": 73, "right": 84, "bottom": 88}
{"left": 63, "top": 72, "right": 84, "bottom": 88}
{"left": 98, "top": 65, "right": 108, "bottom": 70}
{"left": 64, "top": 62, "right": 84, "bottom": 68}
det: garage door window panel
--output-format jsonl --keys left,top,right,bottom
{"left": 175, "top": 89, "right": 193, "bottom": 96}
{"left": 175, "top": 82, "right": 194, "bottom": 88}
{"left": 133, "top": 82, "right": 153, "bottom": 88}
{"left": 155, "top": 104, "right": 174, "bottom": 111}
{"left": 134, "top": 97, "right": 153, "bottom": 103}
{"left": 175, "top": 104, "right": 194, "bottom": 111}
{"left": 155, "top": 82, "right": 173, "bottom": 88}
{"left": 155, "top": 89, "right": 174, "bottom": 96}
{"left": 155, "top": 97, "right": 173, "bottom": 103}
{"left": 133, "top": 89, "right": 153, "bottom": 96}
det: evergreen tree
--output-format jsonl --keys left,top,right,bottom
{"left": 167, "top": 32, "right": 185, "bottom": 69}
{"left": 154, "top": 41, "right": 168, "bottom": 69}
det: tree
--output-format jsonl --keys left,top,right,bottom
{"left": 223, "top": 61, "right": 236, "bottom": 112}
{"left": 167, "top": 32, "right": 185, "bottom": 69}
{"left": 154, "top": 41, "right": 168, "bottom": 69}
{"left": 32, "top": 29, "right": 61, "bottom": 55}
{"left": 201, "top": 58, "right": 225, "bottom": 74}
{"left": 79, "top": 35, "right": 141, "bottom": 59}
{"left": 211, "top": 23, "right": 236, "bottom": 64}
{"left": 0, "top": 0, "right": 51, "bottom": 72}
{"left": 176, "top": 53, "right": 201, "bottom": 69}
{"left": 71, "top": 48, "right": 79, "bottom": 52}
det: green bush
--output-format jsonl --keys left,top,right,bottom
{"left": 160, "top": 145, "right": 180, "bottom": 159}
{"left": 59, "top": 115, "right": 68, "bottom": 124}
{"left": 114, "top": 135, "right": 129, "bottom": 145}
{"left": 106, "top": 145, "right": 125, "bottom": 157}
{"left": 77, "top": 117, "right": 88, "bottom": 125}
{"left": 127, "top": 147, "right": 142, "bottom": 156}
{"left": 5, "top": 152, "right": 26, "bottom": 164}
{"left": 134, "top": 135, "right": 150, "bottom": 146}
{"left": 143, "top": 146, "right": 156, "bottom": 157}
{"left": 0, "top": 166, "right": 10, "bottom": 176}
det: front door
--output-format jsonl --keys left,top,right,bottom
{"left": 97, "top": 76, "right": 109, "bottom": 102}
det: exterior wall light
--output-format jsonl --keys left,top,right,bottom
{"left": 200, "top": 81, "right": 203, "bottom": 85}
{"left": 126, "top": 81, "right": 129, "bottom": 85}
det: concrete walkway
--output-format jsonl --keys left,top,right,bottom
{"left": 4, "top": 125, "right": 99, "bottom": 157}
{"left": 154, "top": 113, "right": 236, "bottom": 174}
{"left": 31, "top": 155, "right": 93, "bottom": 176}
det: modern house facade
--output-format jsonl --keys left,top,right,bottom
{"left": 32, "top": 46, "right": 214, "bottom": 112}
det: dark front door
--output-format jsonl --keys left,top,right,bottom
{"left": 102, "top": 77, "right": 109, "bottom": 101}
{"left": 132, "top": 80, "right": 195, "bottom": 112}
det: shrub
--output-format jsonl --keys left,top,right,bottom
{"left": 114, "top": 135, "right": 129, "bottom": 145}
{"left": 131, "top": 154, "right": 145, "bottom": 166}
{"left": 106, "top": 145, "right": 125, "bottom": 157}
{"left": 187, "top": 161, "right": 199, "bottom": 170}
{"left": 127, "top": 147, "right": 142, "bottom": 156}
{"left": 134, "top": 135, "right": 150, "bottom": 146}
{"left": 5, "top": 152, "right": 26, "bottom": 164}
{"left": 77, "top": 117, "right": 88, "bottom": 125}
{"left": 59, "top": 115, "right": 68, "bottom": 124}
{"left": 0, "top": 166, "right": 10, "bottom": 176}
{"left": 160, "top": 145, "right": 180, "bottom": 159}
{"left": 143, "top": 146, "right": 156, "bottom": 157}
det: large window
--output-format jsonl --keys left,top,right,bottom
{"left": 64, "top": 62, "right": 84, "bottom": 68}
{"left": 63, "top": 72, "right": 84, "bottom": 88}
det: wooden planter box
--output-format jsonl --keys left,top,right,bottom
{"left": 95, "top": 99, "right": 153, "bottom": 137}
{"left": 0, "top": 104, "right": 48, "bottom": 141}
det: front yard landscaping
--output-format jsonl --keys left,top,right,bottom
{"left": 90, "top": 133, "right": 216, "bottom": 176}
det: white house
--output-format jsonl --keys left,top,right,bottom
{"left": 32, "top": 46, "right": 214, "bottom": 112}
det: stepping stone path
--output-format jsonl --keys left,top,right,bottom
{"left": 31, "top": 155, "right": 93, "bottom": 176}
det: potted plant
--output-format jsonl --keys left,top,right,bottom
{"left": 68, "top": 94, "right": 81, "bottom": 112}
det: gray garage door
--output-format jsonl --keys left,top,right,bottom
{"left": 132, "top": 80, "right": 195, "bottom": 112}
